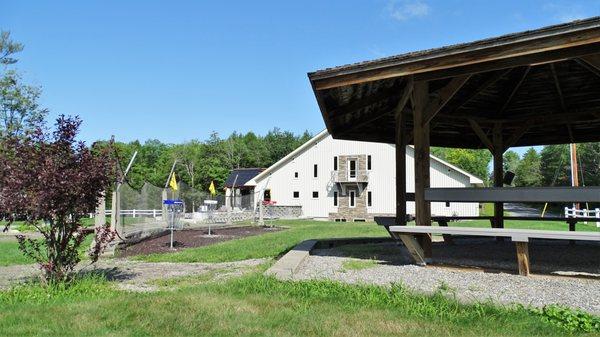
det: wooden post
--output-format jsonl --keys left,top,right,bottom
{"left": 95, "top": 193, "right": 106, "bottom": 227}
{"left": 110, "top": 190, "right": 121, "bottom": 236}
{"left": 492, "top": 123, "right": 504, "bottom": 230}
{"left": 395, "top": 105, "right": 407, "bottom": 226}
{"left": 515, "top": 241, "right": 530, "bottom": 276}
{"left": 413, "top": 81, "right": 432, "bottom": 259}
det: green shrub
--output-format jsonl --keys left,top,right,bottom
{"left": 530, "top": 305, "right": 600, "bottom": 333}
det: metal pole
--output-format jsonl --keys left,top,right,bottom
{"left": 169, "top": 206, "right": 174, "bottom": 249}
{"left": 227, "top": 174, "right": 239, "bottom": 225}
{"left": 164, "top": 160, "right": 178, "bottom": 189}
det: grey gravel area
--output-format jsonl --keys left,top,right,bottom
{"left": 0, "top": 258, "right": 266, "bottom": 292}
{"left": 294, "top": 241, "right": 600, "bottom": 314}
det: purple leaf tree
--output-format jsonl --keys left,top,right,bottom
{"left": 0, "top": 115, "right": 115, "bottom": 283}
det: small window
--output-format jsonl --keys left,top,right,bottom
{"left": 294, "top": 172, "right": 298, "bottom": 178}
{"left": 367, "top": 155, "right": 372, "bottom": 170}
{"left": 333, "top": 156, "right": 338, "bottom": 171}
{"left": 313, "top": 164, "right": 318, "bottom": 178}
{"left": 293, "top": 191, "right": 299, "bottom": 198}
{"left": 445, "top": 201, "right": 450, "bottom": 207}
{"left": 333, "top": 191, "right": 338, "bottom": 206}
{"left": 349, "top": 160, "right": 357, "bottom": 178}
{"left": 349, "top": 190, "right": 356, "bottom": 207}
{"left": 312, "top": 191, "right": 319, "bottom": 198}
{"left": 368, "top": 191, "right": 372, "bottom": 207}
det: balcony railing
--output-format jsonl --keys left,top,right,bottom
{"left": 331, "top": 170, "right": 369, "bottom": 183}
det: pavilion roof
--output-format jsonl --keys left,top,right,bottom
{"left": 308, "top": 17, "right": 600, "bottom": 148}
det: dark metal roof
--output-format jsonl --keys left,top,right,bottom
{"left": 309, "top": 18, "right": 600, "bottom": 149}
{"left": 224, "top": 168, "right": 265, "bottom": 188}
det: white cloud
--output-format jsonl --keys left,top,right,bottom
{"left": 388, "top": 0, "right": 430, "bottom": 21}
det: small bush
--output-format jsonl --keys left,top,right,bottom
{"left": 530, "top": 305, "right": 600, "bottom": 333}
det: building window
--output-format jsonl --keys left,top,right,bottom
{"left": 314, "top": 164, "right": 318, "bottom": 178}
{"left": 312, "top": 191, "right": 319, "bottom": 198}
{"left": 264, "top": 189, "right": 271, "bottom": 202}
{"left": 445, "top": 201, "right": 450, "bottom": 207}
{"left": 348, "top": 159, "right": 357, "bottom": 179}
{"left": 349, "top": 190, "right": 356, "bottom": 207}
{"left": 333, "top": 191, "right": 338, "bottom": 206}
{"left": 333, "top": 156, "right": 338, "bottom": 171}
{"left": 367, "top": 155, "right": 372, "bottom": 170}
{"left": 368, "top": 191, "right": 372, "bottom": 207}
{"left": 294, "top": 172, "right": 298, "bottom": 178}
{"left": 293, "top": 191, "right": 299, "bottom": 198}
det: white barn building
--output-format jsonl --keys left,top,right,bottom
{"left": 240, "top": 130, "right": 483, "bottom": 221}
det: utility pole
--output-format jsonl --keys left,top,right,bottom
{"left": 570, "top": 143, "right": 579, "bottom": 210}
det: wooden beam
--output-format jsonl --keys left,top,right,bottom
{"left": 422, "top": 75, "right": 471, "bottom": 125}
{"left": 504, "top": 123, "right": 530, "bottom": 150}
{"left": 329, "top": 83, "right": 405, "bottom": 121}
{"left": 453, "top": 69, "right": 512, "bottom": 110}
{"left": 575, "top": 57, "right": 600, "bottom": 79}
{"left": 311, "top": 33, "right": 600, "bottom": 90}
{"left": 398, "top": 234, "right": 426, "bottom": 265}
{"left": 395, "top": 79, "right": 413, "bottom": 226}
{"left": 467, "top": 119, "right": 494, "bottom": 151}
{"left": 412, "top": 81, "right": 432, "bottom": 259}
{"left": 515, "top": 242, "right": 530, "bottom": 276}
{"left": 339, "top": 79, "right": 413, "bottom": 136}
{"left": 550, "top": 63, "right": 567, "bottom": 113}
{"left": 499, "top": 66, "right": 531, "bottom": 114}
{"left": 492, "top": 123, "right": 504, "bottom": 230}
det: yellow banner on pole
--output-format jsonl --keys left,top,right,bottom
{"left": 209, "top": 181, "right": 216, "bottom": 196}
{"left": 169, "top": 172, "right": 178, "bottom": 191}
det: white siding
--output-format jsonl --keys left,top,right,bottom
{"left": 251, "top": 133, "right": 480, "bottom": 219}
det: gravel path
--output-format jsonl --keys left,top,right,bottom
{"left": 0, "top": 258, "right": 265, "bottom": 292}
{"left": 294, "top": 243, "right": 600, "bottom": 314}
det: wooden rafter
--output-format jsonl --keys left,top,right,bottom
{"left": 467, "top": 119, "right": 493, "bottom": 151}
{"left": 498, "top": 66, "right": 530, "bottom": 114}
{"left": 339, "top": 79, "right": 413, "bottom": 136}
{"left": 452, "top": 69, "right": 512, "bottom": 111}
{"left": 329, "top": 83, "right": 404, "bottom": 122}
{"left": 504, "top": 123, "right": 530, "bottom": 149}
{"left": 575, "top": 57, "right": 600, "bottom": 78}
{"left": 550, "top": 63, "right": 567, "bottom": 113}
{"left": 422, "top": 75, "right": 471, "bottom": 126}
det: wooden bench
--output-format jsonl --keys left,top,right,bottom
{"left": 376, "top": 215, "right": 598, "bottom": 245}
{"left": 387, "top": 225, "right": 600, "bottom": 276}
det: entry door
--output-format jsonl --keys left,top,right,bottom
{"left": 348, "top": 159, "right": 357, "bottom": 180}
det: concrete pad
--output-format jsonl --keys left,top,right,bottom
{"left": 265, "top": 240, "right": 317, "bottom": 280}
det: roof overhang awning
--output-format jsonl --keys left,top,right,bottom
{"left": 309, "top": 17, "right": 600, "bottom": 149}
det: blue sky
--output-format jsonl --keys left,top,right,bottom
{"left": 2, "top": 1, "right": 600, "bottom": 155}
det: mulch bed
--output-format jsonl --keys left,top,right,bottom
{"left": 119, "top": 226, "right": 283, "bottom": 257}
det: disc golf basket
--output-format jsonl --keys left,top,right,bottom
{"left": 204, "top": 199, "right": 218, "bottom": 235}
{"left": 163, "top": 199, "right": 184, "bottom": 249}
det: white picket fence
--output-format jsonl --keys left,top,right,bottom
{"left": 89, "top": 209, "right": 163, "bottom": 218}
{"left": 564, "top": 207, "right": 600, "bottom": 227}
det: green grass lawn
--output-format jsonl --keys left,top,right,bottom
{"left": 3, "top": 217, "right": 597, "bottom": 267}
{"left": 135, "top": 220, "right": 388, "bottom": 263}
{"left": 135, "top": 218, "right": 598, "bottom": 263}
{"left": 0, "top": 235, "right": 94, "bottom": 267}
{"left": 0, "top": 240, "right": 34, "bottom": 266}
{"left": 0, "top": 273, "right": 592, "bottom": 337}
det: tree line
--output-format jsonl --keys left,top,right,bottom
{"left": 94, "top": 129, "right": 313, "bottom": 194}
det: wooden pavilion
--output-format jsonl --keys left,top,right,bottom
{"left": 308, "top": 18, "right": 600, "bottom": 271}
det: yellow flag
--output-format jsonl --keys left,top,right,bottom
{"left": 169, "top": 172, "right": 178, "bottom": 191}
{"left": 209, "top": 181, "right": 216, "bottom": 196}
